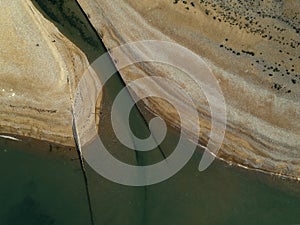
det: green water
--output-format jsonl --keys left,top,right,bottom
{"left": 1, "top": 0, "right": 299, "bottom": 224}
{"left": 1, "top": 138, "right": 300, "bottom": 225}
{"left": 0, "top": 143, "right": 91, "bottom": 225}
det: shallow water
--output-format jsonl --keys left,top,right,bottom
{"left": 88, "top": 100, "right": 300, "bottom": 225}
{"left": 1, "top": 1, "right": 299, "bottom": 225}
{"left": 0, "top": 144, "right": 91, "bottom": 225}
{"left": 1, "top": 138, "right": 300, "bottom": 225}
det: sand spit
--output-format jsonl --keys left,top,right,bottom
{"left": 77, "top": 0, "right": 300, "bottom": 178}
{"left": 0, "top": 0, "right": 93, "bottom": 146}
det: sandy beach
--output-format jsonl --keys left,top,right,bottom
{"left": 77, "top": 0, "right": 300, "bottom": 178}
{"left": 0, "top": 0, "right": 97, "bottom": 146}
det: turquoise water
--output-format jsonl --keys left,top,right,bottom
{"left": 1, "top": 1, "right": 299, "bottom": 224}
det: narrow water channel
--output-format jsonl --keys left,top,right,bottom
{"left": 0, "top": 0, "right": 299, "bottom": 225}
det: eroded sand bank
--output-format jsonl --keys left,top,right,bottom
{"left": 0, "top": 0, "right": 96, "bottom": 146}
{"left": 76, "top": 0, "right": 300, "bottom": 178}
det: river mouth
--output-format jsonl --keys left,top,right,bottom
{"left": 0, "top": 0, "right": 299, "bottom": 225}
